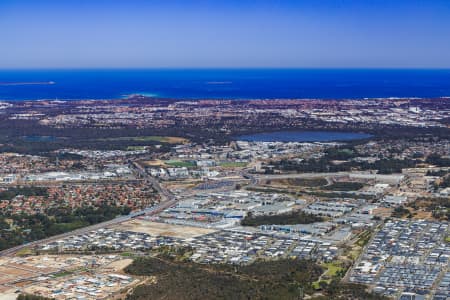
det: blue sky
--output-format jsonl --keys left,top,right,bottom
{"left": 1, "top": 0, "right": 449, "bottom": 68}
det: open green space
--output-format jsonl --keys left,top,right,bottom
{"left": 120, "top": 252, "right": 137, "bottom": 257}
{"left": 355, "top": 230, "right": 372, "bottom": 247}
{"left": 219, "top": 161, "right": 248, "bottom": 168}
{"left": 322, "top": 261, "right": 345, "bottom": 277}
{"left": 98, "top": 135, "right": 188, "bottom": 144}
{"left": 165, "top": 160, "right": 196, "bottom": 168}
{"left": 126, "top": 146, "right": 146, "bottom": 151}
{"left": 312, "top": 261, "right": 346, "bottom": 289}
{"left": 52, "top": 270, "right": 75, "bottom": 278}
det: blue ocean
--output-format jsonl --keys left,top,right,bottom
{"left": 0, "top": 69, "right": 450, "bottom": 100}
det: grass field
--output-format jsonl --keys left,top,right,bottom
{"left": 118, "top": 220, "right": 216, "bottom": 238}
{"left": 219, "top": 161, "right": 248, "bottom": 168}
{"left": 165, "top": 160, "right": 196, "bottom": 168}
{"left": 355, "top": 230, "right": 372, "bottom": 247}
{"left": 52, "top": 270, "right": 74, "bottom": 278}
{"left": 16, "top": 247, "right": 34, "bottom": 257}
{"left": 312, "top": 261, "right": 345, "bottom": 289}
{"left": 126, "top": 146, "right": 146, "bottom": 151}
{"left": 97, "top": 136, "right": 188, "bottom": 144}
{"left": 132, "top": 136, "right": 188, "bottom": 144}
{"left": 322, "top": 261, "right": 344, "bottom": 277}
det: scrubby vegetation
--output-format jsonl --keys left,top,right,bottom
{"left": 426, "top": 154, "right": 450, "bottom": 167}
{"left": 270, "top": 157, "right": 417, "bottom": 174}
{"left": 305, "top": 191, "right": 375, "bottom": 200}
{"left": 391, "top": 205, "right": 412, "bottom": 218}
{"left": 0, "top": 205, "right": 130, "bottom": 251}
{"left": 271, "top": 178, "right": 328, "bottom": 187}
{"left": 0, "top": 187, "right": 48, "bottom": 200}
{"left": 323, "top": 182, "right": 364, "bottom": 191}
{"left": 241, "top": 211, "right": 323, "bottom": 226}
{"left": 17, "top": 294, "right": 53, "bottom": 300}
{"left": 410, "top": 197, "right": 450, "bottom": 221}
{"left": 126, "top": 257, "right": 323, "bottom": 300}
{"left": 426, "top": 170, "right": 449, "bottom": 177}
{"left": 310, "top": 281, "right": 387, "bottom": 300}
{"left": 125, "top": 256, "right": 387, "bottom": 300}
{"left": 436, "top": 174, "right": 450, "bottom": 189}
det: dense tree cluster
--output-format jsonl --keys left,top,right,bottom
{"left": 391, "top": 206, "right": 412, "bottom": 218}
{"left": 0, "top": 204, "right": 130, "bottom": 251}
{"left": 426, "top": 154, "right": 450, "bottom": 167}
{"left": 310, "top": 280, "right": 387, "bottom": 300}
{"left": 426, "top": 170, "right": 449, "bottom": 177}
{"left": 125, "top": 257, "right": 323, "bottom": 300}
{"left": 0, "top": 187, "right": 48, "bottom": 200}
{"left": 241, "top": 211, "right": 323, "bottom": 226}
{"left": 269, "top": 157, "right": 418, "bottom": 174}
{"left": 435, "top": 175, "right": 450, "bottom": 189}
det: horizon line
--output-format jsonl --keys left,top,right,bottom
{"left": 1, "top": 67, "right": 450, "bottom": 71}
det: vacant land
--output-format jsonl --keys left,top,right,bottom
{"left": 323, "top": 182, "right": 364, "bottom": 191}
{"left": 117, "top": 220, "right": 216, "bottom": 238}
{"left": 241, "top": 211, "right": 323, "bottom": 226}
{"left": 125, "top": 257, "right": 323, "bottom": 300}
{"left": 139, "top": 159, "right": 166, "bottom": 167}
{"left": 125, "top": 256, "right": 386, "bottom": 300}
{"left": 104, "top": 258, "right": 134, "bottom": 272}
{"left": 269, "top": 177, "right": 327, "bottom": 187}
{"left": 407, "top": 197, "right": 450, "bottom": 221}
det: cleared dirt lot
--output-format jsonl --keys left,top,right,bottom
{"left": 104, "top": 258, "right": 134, "bottom": 272}
{"left": 117, "top": 220, "right": 216, "bottom": 238}
{"left": 0, "top": 265, "right": 35, "bottom": 277}
{"left": 140, "top": 159, "right": 166, "bottom": 167}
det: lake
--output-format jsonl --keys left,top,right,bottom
{"left": 23, "top": 136, "right": 57, "bottom": 142}
{"left": 236, "top": 131, "right": 372, "bottom": 142}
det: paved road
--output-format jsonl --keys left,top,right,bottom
{"left": 0, "top": 163, "right": 177, "bottom": 257}
{"left": 131, "top": 161, "right": 174, "bottom": 201}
